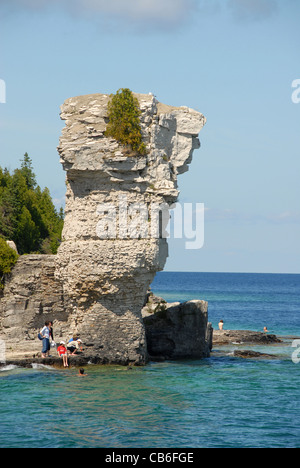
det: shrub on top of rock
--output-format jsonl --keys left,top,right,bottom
{"left": 105, "top": 88, "right": 147, "bottom": 156}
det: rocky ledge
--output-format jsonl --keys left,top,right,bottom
{"left": 213, "top": 330, "right": 282, "bottom": 346}
{"left": 1, "top": 354, "right": 138, "bottom": 369}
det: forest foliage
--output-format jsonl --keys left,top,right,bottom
{"left": 0, "top": 153, "right": 64, "bottom": 257}
{"left": 0, "top": 238, "right": 18, "bottom": 289}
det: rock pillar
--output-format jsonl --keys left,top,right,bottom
{"left": 56, "top": 93, "right": 206, "bottom": 365}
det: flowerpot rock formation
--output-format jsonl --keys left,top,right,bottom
{"left": 0, "top": 92, "right": 207, "bottom": 366}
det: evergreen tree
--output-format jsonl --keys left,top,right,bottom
{"left": 0, "top": 153, "right": 64, "bottom": 255}
{"left": 20, "top": 152, "right": 37, "bottom": 189}
{"left": 105, "top": 88, "right": 147, "bottom": 155}
{"left": 0, "top": 168, "right": 15, "bottom": 239}
{"left": 15, "top": 206, "right": 40, "bottom": 254}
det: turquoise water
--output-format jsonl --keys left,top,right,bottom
{"left": 0, "top": 272, "right": 300, "bottom": 448}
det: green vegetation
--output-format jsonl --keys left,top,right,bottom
{"left": 105, "top": 88, "right": 147, "bottom": 155}
{"left": 0, "top": 153, "right": 64, "bottom": 256}
{"left": 0, "top": 238, "right": 18, "bottom": 289}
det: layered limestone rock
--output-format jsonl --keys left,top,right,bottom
{"left": 142, "top": 297, "right": 213, "bottom": 360}
{"left": 0, "top": 255, "right": 66, "bottom": 360}
{"left": 55, "top": 92, "right": 206, "bottom": 365}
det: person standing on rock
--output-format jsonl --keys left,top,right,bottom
{"left": 218, "top": 320, "right": 224, "bottom": 331}
{"left": 47, "top": 321, "right": 55, "bottom": 355}
{"left": 49, "top": 321, "right": 54, "bottom": 341}
{"left": 40, "top": 322, "right": 51, "bottom": 358}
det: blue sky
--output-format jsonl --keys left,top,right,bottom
{"left": 0, "top": 0, "right": 299, "bottom": 273}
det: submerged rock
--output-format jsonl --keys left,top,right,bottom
{"left": 233, "top": 350, "right": 279, "bottom": 360}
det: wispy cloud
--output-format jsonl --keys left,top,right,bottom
{"left": 81, "top": 0, "right": 194, "bottom": 24}
{"left": 266, "top": 211, "right": 300, "bottom": 224}
{"left": 205, "top": 207, "right": 300, "bottom": 225}
{"left": 1, "top": 0, "right": 283, "bottom": 30}
{"left": 1, "top": 0, "right": 198, "bottom": 30}
{"left": 227, "top": 0, "right": 278, "bottom": 22}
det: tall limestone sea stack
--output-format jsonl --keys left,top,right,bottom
{"left": 56, "top": 92, "right": 206, "bottom": 364}
{"left": 0, "top": 91, "right": 207, "bottom": 365}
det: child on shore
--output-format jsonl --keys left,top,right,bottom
{"left": 57, "top": 341, "right": 68, "bottom": 367}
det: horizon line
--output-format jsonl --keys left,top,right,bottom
{"left": 161, "top": 270, "right": 300, "bottom": 275}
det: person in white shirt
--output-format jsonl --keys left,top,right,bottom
{"left": 40, "top": 322, "right": 50, "bottom": 358}
{"left": 67, "top": 339, "right": 83, "bottom": 356}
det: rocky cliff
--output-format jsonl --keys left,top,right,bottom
{"left": 0, "top": 92, "right": 207, "bottom": 365}
{"left": 0, "top": 255, "right": 65, "bottom": 360}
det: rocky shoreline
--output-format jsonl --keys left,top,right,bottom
{"left": 0, "top": 328, "right": 287, "bottom": 369}
{"left": 1, "top": 354, "right": 138, "bottom": 369}
{"left": 0, "top": 293, "right": 287, "bottom": 369}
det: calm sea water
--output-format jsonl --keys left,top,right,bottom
{"left": 0, "top": 272, "right": 299, "bottom": 448}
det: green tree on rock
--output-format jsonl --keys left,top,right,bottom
{"left": 105, "top": 88, "right": 147, "bottom": 155}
